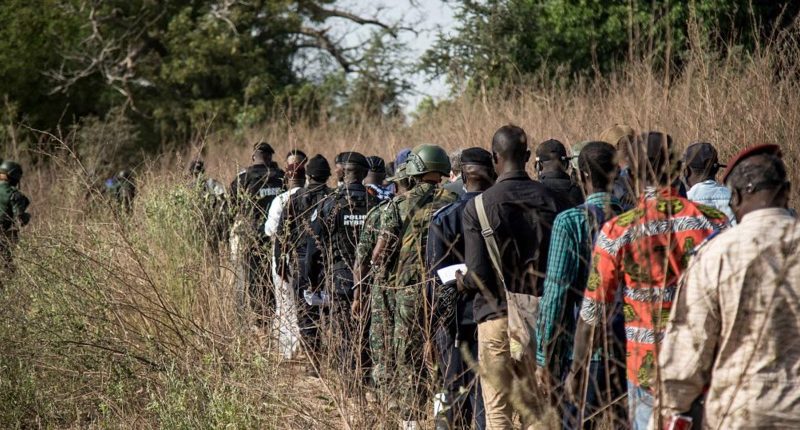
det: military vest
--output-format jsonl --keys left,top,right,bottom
{"left": 395, "top": 184, "right": 458, "bottom": 288}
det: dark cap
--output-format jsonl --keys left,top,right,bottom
{"left": 386, "top": 149, "right": 413, "bottom": 182}
{"left": 188, "top": 159, "right": 205, "bottom": 173}
{"left": 535, "top": 139, "right": 569, "bottom": 162}
{"left": 339, "top": 151, "right": 369, "bottom": 168}
{"left": 722, "top": 144, "right": 782, "bottom": 183}
{"left": 253, "top": 141, "right": 275, "bottom": 154}
{"left": 395, "top": 148, "right": 412, "bottom": 167}
{"left": 366, "top": 156, "right": 386, "bottom": 174}
{"left": 642, "top": 131, "right": 676, "bottom": 167}
{"left": 684, "top": 142, "right": 724, "bottom": 170}
{"left": 460, "top": 147, "right": 493, "bottom": 168}
{"left": 306, "top": 154, "right": 331, "bottom": 180}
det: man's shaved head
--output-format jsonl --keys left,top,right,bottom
{"left": 492, "top": 125, "right": 530, "bottom": 164}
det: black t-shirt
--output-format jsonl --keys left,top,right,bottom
{"left": 539, "top": 170, "right": 584, "bottom": 212}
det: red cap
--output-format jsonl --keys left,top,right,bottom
{"left": 722, "top": 144, "right": 782, "bottom": 183}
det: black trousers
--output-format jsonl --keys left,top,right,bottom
{"left": 434, "top": 325, "right": 485, "bottom": 430}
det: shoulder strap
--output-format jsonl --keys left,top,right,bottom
{"left": 475, "top": 194, "right": 507, "bottom": 290}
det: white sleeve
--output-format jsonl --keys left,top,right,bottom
{"left": 264, "top": 193, "right": 286, "bottom": 237}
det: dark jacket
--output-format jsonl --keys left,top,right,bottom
{"left": 427, "top": 191, "right": 480, "bottom": 339}
{"left": 229, "top": 163, "right": 284, "bottom": 233}
{"left": 462, "top": 171, "right": 558, "bottom": 323}
{"left": 275, "top": 183, "right": 332, "bottom": 280}
{"left": 539, "top": 170, "right": 584, "bottom": 212}
{"left": 301, "top": 183, "right": 378, "bottom": 298}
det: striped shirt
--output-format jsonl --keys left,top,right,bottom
{"left": 579, "top": 187, "right": 727, "bottom": 389}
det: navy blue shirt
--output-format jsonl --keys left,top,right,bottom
{"left": 426, "top": 191, "right": 480, "bottom": 336}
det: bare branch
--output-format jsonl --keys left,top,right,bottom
{"left": 295, "top": 27, "right": 353, "bottom": 72}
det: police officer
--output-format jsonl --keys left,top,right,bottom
{"left": 279, "top": 154, "right": 333, "bottom": 363}
{"left": 229, "top": 142, "right": 285, "bottom": 324}
{"left": 0, "top": 160, "right": 31, "bottom": 276}
{"left": 301, "top": 152, "right": 378, "bottom": 381}
{"left": 371, "top": 144, "right": 458, "bottom": 428}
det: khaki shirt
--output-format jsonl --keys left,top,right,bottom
{"left": 658, "top": 208, "right": 800, "bottom": 429}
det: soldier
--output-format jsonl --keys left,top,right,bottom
{"left": 0, "top": 161, "right": 31, "bottom": 276}
{"left": 352, "top": 148, "right": 412, "bottom": 391}
{"left": 229, "top": 142, "right": 285, "bottom": 325}
{"left": 280, "top": 155, "right": 333, "bottom": 367}
{"left": 371, "top": 144, "right": 458, "bottom": 429}
{"left": 188, "top": 159, "right": 227, "bottom": 255}
{"left": 104, "top": 169, "right": 136, "bottom": 214}
{"left": 301, "top": 152, "right": 378, "bottom": 380}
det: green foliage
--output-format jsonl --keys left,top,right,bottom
{"left": 0, "top": 0, "right": 409, "bottom": 158}
{"left": 422, "top": 0, "right": 800, "bottom": 90}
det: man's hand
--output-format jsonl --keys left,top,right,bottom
{"left": 535, "top": 366, "right": 552, "bottom": 392}
{"left": 351, "top": 298, "right": 362, "bottom": 317}
{"left": 455, "top": 270, "right": 466, "bottom": 293}
{"left": 564, "top": 368, "right": 580, "bottom": 403}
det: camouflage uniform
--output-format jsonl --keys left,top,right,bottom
{"left": 0, "top": 177, "right": 31, "bottom": 275}
{"left": 379, "top": 181, "right": 457, "bottom": 416}
{"left": 358, "top": 195, "right": 405, "bottom": 386}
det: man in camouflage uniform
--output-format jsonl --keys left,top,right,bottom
{"left": 0, "top": 161, "right": 31, "bottom": 277}
{"left": 352, "top": 149, "right": 412, "bottom": 389}
{"left": 301, "top": 152, "right": 378, "bottom": 380}
{"left": 187, "top": 159, "right": 227, "bottom": 256}
{"left": 371, "top": 144, "right": 458, "bottom": 428}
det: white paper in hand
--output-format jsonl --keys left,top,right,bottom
{"left": 437, "top": 264, "right": 468, "bottom": 284}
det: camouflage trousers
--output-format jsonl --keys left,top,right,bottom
{"left": 392, "top": 284, "right": 430, "bottom": 420}
{"left": 369, "top": 279, "right": 396, "bottom": 387}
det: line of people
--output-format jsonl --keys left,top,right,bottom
{"left": 215, "top": 127, "right": 797, "bottom": 430}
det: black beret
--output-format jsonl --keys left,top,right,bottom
{"left": 253, "top": 141, "right": 275, "bottom": 154}
{"left": 306, "top": 154, "right": 331, "bottom": 179}
{"left": 460, "top": 147, "right": 493, "bottom": 168}
{"left": 338, "top": 151, "right": 369, "bottom": 168}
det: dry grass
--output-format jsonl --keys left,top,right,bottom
{"left": 1, "top": 36, "right": 799, "bottom": 429}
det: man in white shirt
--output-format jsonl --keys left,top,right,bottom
{"left": 265, "top": 162, "right": 306, "bottom": 360}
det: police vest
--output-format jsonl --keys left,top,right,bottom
{"left": 325, "top": 188, "right": 378, "bottom": 270}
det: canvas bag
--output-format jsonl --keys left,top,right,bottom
{"left": 474, "top": 194, "right": 539, "bottom": 361}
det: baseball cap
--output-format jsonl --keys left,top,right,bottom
{"left": 722, "top": 144, "right": 782, "bottom": 183}
{"left": 386, "top": 148, "right": 413, "bottom": 182}
{"left": 683, "top": 142, "right": 725, "bottom": 170}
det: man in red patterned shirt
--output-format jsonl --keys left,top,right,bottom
{"left": 565, "top": 132, "right": 728, "bottom": 430}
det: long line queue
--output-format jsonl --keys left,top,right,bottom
{"left": 2, "top": 125, "right": 798, "bottom": 429}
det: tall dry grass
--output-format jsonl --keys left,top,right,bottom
{"left": 1, "top": 35, "right": 799, "bottom": 429}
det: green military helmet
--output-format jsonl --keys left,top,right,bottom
{"left": 0, "top": 160, "right": 23, "bottom": 185}
{"left": 405, "top": 144, "right": 451, "bottom": 177}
